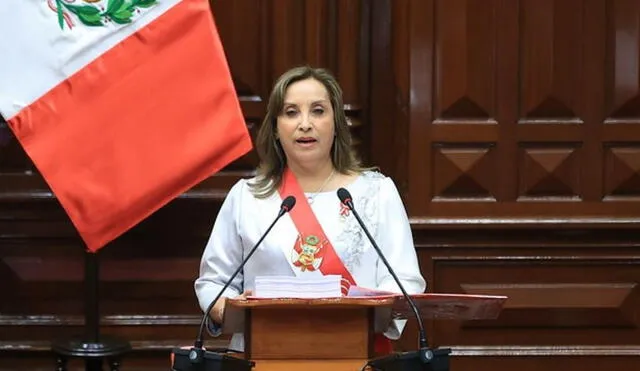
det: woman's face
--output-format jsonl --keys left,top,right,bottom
{"left": 276, "top": 77, "right": 335, "bottom": 169}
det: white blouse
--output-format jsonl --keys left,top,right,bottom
{"left": 195, "top": 171, "right": 426, "bottom": 350}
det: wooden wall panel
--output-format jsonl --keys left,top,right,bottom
{"left": 378, "top": 3, "right": 640, "bottom": 365}
{"left": 399, "top": 0, "right": 640, "bottom": 217}
{"left": 394, "top": 227, "right": 640, "bottom": 370}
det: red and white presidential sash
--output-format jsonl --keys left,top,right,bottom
{"left": 278, "top": 168, "right": 394, "bottom": 354}
{"left": 278, "top": 168, "right": 355, "bottom": 294}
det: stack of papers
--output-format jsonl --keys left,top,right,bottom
{"left": 254, "top": 275, "right": 342, "bottom": 298}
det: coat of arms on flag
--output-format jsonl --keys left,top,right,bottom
{"left": 49, "top": 0, "right": 158, "bottom": 29}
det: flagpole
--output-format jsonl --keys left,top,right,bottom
{"left": 52, "top": 249, "right": 132, "bottom": 371}
{"left": 85, "top": 251, "right": 99, "bottom": 343}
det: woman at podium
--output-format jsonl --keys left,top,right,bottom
{"left": 195, "top": 66, "right": 426, "bottom": 354}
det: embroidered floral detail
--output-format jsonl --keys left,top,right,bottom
{"left": 335, "top": 171, "right": 384, "bottom": 271}
{"left": 339, "top": 202, "right": 350, "bottom": 218}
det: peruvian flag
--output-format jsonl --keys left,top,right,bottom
{"left": 0, "top": 0, "right": 252, "bottom": 252}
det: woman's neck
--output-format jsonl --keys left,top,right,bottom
{"left": 287, "top": 160, "right": 336, "bottom": 191}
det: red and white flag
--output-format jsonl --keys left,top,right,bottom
{"left": 0, "top": 0, "right": 252, "bottom": 252}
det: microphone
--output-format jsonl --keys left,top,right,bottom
{"left": 172, "top": 196, "right": 296, "bottom": 371}
{"left": 337, "top": 188, "right": 450, "bottom": 371}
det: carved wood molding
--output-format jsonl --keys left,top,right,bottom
{"left": 0, "top": 314, "right": 201, "bottom": 326}
{"left": 411, "top": 217, "right": 640, "bottom": 228}
{"left": 449, "top": 345, "right": 640, "bottom": 357}
{"left": 0, "top": 339, "right": 228, "bottom": 352}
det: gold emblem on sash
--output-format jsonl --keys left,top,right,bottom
{"left": 292, "top": 235, "right": 325, "bottom": 271}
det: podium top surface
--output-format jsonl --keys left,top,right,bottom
{"left": 228, "top": 293, "right": 507, "bottom": 321}
{"left": 229, "top": 296, "right": 396, "bottom": 308}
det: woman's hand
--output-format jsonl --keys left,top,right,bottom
{"left": 209, "top": 290, "right": 253, "bottom": 324}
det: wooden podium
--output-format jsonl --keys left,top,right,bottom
{"left": 222, "top": 293, "right": 506, "bottom": 371}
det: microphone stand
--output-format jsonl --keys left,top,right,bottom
{"left": 337, "top": 188, "right": 450, "bottom": 371}
{"left": 172, "top": 196, "right": 296, "bottom": 371}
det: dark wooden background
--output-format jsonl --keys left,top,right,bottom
{"left": 1, "top": 0, "right": 640, "bottom": 370}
